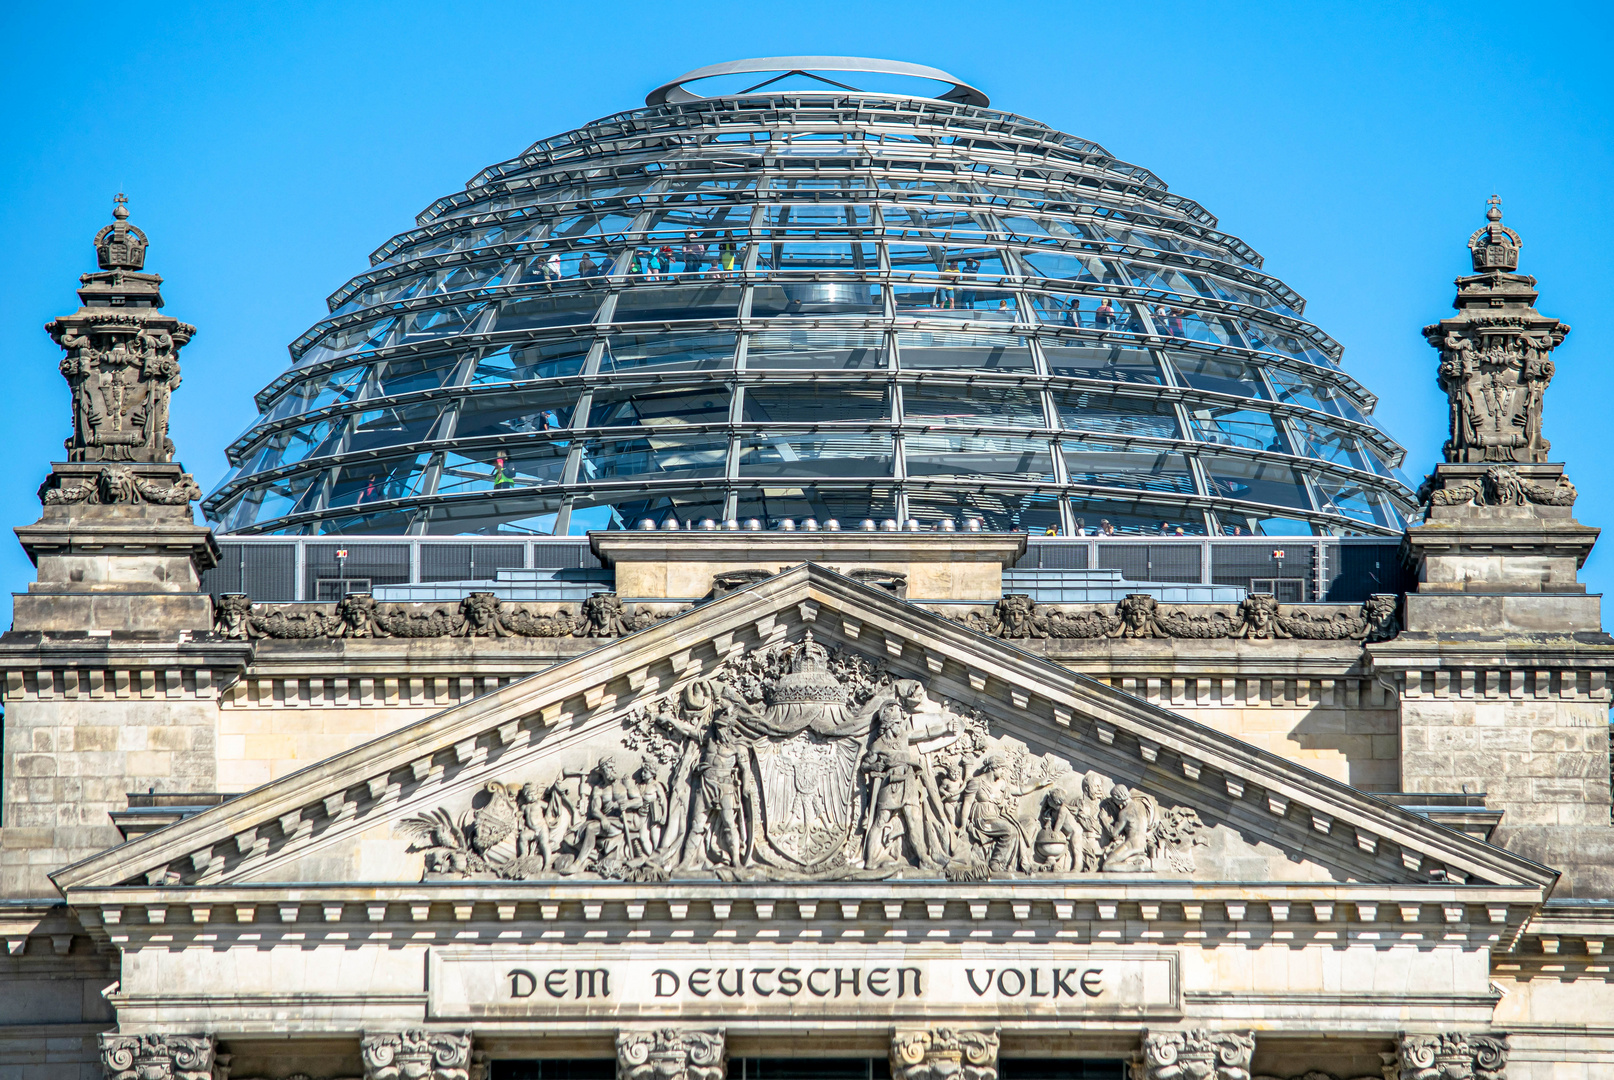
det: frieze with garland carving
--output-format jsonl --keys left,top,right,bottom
{"left": 212, "top": 590, "right": 688, "bottom": 641}
{"left": 941, "top": 593, "right": 1399, "bottom": 643}
{"left": 890, "top": 1028, "right": 999, "bottom": 1080}
{"left": 99, "top": 1033, "right": 217, "bottom": 1080}
{"left": 359, "top": 1030, "right": 474, "bottom": 1080}
{"left": 616, "top": 1029, "right": 725, "bottom": 1080}
{"left": 400, "top": 633, "right": 1205, "bottom": 882}
{"left": 1138, "top": 1030, "right": 1255, "bottom": 1080}
{"left": 1419, "top": 464, "right": 1577, "bottom": 508}
{"left": 39, "top": 465, "right": 202, "bottom": 506}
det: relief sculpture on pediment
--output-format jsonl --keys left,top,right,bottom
{"left": 401, "top": 633, "right": 1204, "bottom": 882}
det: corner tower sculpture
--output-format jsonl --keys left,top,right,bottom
{"left": 1426, "top": 197, "right": 1568, "bottom": 466}
{"left": 1375, "top": 198, "right": 1614, "bottom": 894}
{"left": 48, "top": 193, "right": 190, "bottom": 464}
{"left": 0, "top": 198, "right": 246, "bottom": 896}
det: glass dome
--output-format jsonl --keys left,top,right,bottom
{"left": 203, "top": 58, "right": 1415, "bottom": 538}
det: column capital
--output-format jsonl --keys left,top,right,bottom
{"left": 1138, "top": 1029, "right": 1255, "bottom": 1080}
{"left": 1396, "top": 1033, "right": 1508, "bottom": 1080}
{"left": 100, "top": 1033, "right": 216, "bottom": 1080}
{"left": 617, "top": 1028, "right": 726, "bottom": 1080}
{"left": 360, "top": 1030, "right": 474, "bottom": 1080}
{"left": 890, "top": 1027, "right": 1000, "bottom": 1080}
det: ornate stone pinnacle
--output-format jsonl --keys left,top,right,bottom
{"left": 1423, "top": 198, "right": 1567, "bottom": 465}
{"left": 45, "top": 196, "right": 194, "bottom": 465}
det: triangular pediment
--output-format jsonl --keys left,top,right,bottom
{"left": 53, "top": 565, "right": 1555, "bottom": 895}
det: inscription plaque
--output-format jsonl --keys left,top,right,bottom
{"left": 428, "top": 946, "right": 1179, "bottom": 1019}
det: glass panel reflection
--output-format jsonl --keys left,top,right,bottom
{"left": 1054, "top": 390, "right": 1179, "bottom": 439}
{"left": 1201, "top": 455, "right": 1312, "bottom": 510}
{"left": 738, "top": 431, "right": 894, "bottom": 477}
{"left": 746, "top": 331, "right": 885, "bottom": 371}
{"left": 897, "top": 331, "right": 1033, "bottom": 372}
{"left": 905, "top": 434, "right": 1054, "bottom": 480}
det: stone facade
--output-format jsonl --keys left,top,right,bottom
{"left": 2, "top": 200, "right": 1613, "bottom": 1080}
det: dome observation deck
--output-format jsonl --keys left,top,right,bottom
{"left": 203, "top": 57, "right": 1415, "bottom": 538}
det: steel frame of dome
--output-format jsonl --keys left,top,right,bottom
{"left": 203, "top": 63, "right": 1416, "bottom": 539}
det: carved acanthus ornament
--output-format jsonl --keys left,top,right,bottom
{"left": 359, "top": 1030, "right": 474, "bottom": 1080}
{"left": 890, "top": 1028, "right": 999, "bottom": 1080}
{"left": 1423, "top": 198, "right": 1567, "bottom": 466}
{"left": 1395, "top": 1033, "right": 1507, "bottom": 1080}
{"left": 213, "top": 590, "right": 687, "bottom": 641}
{"left": 616, "top": 1029, "right": 725, "bottom": 1080}
{"left": 47, "top": 196, "right": 192, "bottom": 465}
{"left": 401, "top": 633, "right": 1205, "bottom": 882}
{"left": 100, "top": 1033, "right": 217, "bottom": 1080}
{"left": 947, "top": 592, "right": 1399, "bottom": 643}
{"left": 1138, "top": 1030, "right": 1256, "bottom": 1080}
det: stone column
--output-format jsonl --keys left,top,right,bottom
{"left": 361, "top": 1030, "right": 475, "bottom": 1080}
{"left": 99, "top": 1034, "right": 216, "bottom": 1080}
{"left": 1395, "top": 1033, "right": 1508, "bottom": 1080}
{"left": 617, "top": 1029, "right": 726, "bottom": 1080}
{"left": 1137, "top": 1030, "right": 1255, "bottom": 1080}
{"left": 890, "top": 1028, "right": 1000, "bottom": 1080}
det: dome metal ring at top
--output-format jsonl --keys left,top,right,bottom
{"left": 645, "top": 56, "right": 990, "bottom": 108}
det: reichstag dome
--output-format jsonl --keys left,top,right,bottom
{"left": 202, "top": 57, "right": 1416, "bottom": 538}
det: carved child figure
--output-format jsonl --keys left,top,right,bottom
{"left": 633, "top": 761, "right": 669, "bottom": 856}
{"left": 514, "top": 781, "right": 552, "bottom": 870}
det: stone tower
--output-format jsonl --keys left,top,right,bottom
{"left": 1371, "top": 198, "right": 1614, "bottom": 894}
{"left": 0, "top": 198, "right": 248, "bottom": 896}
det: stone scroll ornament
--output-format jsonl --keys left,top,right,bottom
{"left": 616, "top": 1029, "right": 725, "bottom": 1080}
{"left": 890, "top": 1028, "right": 999, "bottom": 1080}
{"left": 1396, "top": 1033, "right": 1508, "bottom": 1080}
{"left": 213, "top": 590, "right": 688, "bottom": 641}
{"left": 949, "top": 592, "right": 1400, "bottom": 644}
{"left": 1139, "top": 1030, "right": 1256, "bottom": 1080}
{"left": 100, "top": 1034, "right": 217, "bottom": 1080}
{"left": 47, "top": 197, "right": 192, "bottom": 464}
{"left": 359, "top": 1031, "right": 474, "bottom": 1080}
{"left": 401, "top": 633, "right": 1205, "bottom": 883}
{"left": 1423, "top": 198, "right": 1568, "bottom": 466}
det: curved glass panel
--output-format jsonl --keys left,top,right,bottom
{"left": 208, "top": 84, "right": 1414, "bottom": 536}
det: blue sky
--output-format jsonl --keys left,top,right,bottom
{"left": 0, "top": 2, "right": 1609, "bottom": 613}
